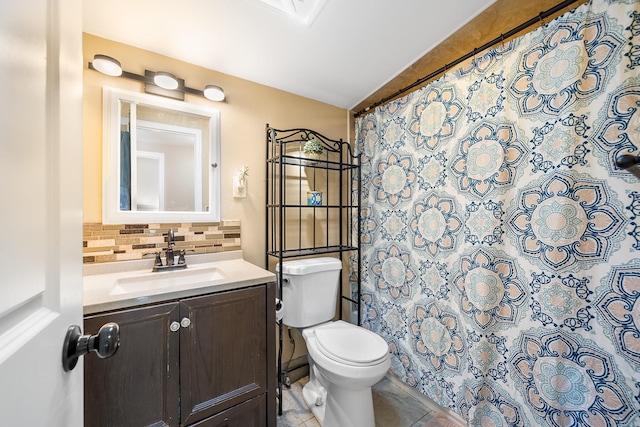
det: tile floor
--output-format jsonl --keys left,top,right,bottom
{"left": 277, "top": 374, "right": 466, "bottom": 427}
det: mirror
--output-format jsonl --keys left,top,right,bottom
{"left": 103, "top": 87, "right": 220, "bottom": 223}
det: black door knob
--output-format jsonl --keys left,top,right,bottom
{"left": 62, "top": 322, "right": 120, "bottom": 372}
{"left": 616, "top": 154, "right": 640, "bottom": 169}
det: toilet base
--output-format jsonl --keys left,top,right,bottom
{"left": 302, "top": 378, "right": 375, "bottom": 427}
{"left": 302, "top": 378, "right": 326, "bottom": 424}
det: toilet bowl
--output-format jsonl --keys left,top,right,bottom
{"left": 301, "top": 321, "right": 390, "bottom": 427}
{"left": 277, "top": 258, "right": 390, "bottom": 427}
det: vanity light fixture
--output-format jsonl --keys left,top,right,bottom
{"left": 91, "top": 54, "right": 122, "bottom": 77}
{"left": 153, "top": 71, "right": 179, "bottom": 90}
{"left": 203, "top": 85, "right": 225, "bottom": 101}
{"left": 88, "top": 54, "right": 226, "bottom": 102}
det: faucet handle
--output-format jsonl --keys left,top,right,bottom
{"left": 144, "top": 251, "right": 163, "bottom": 267}
{"left": 177, "top": 249, "right": 195, "bottom": 265}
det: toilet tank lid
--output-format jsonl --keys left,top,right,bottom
{"left": 276, "top": 257, "right": 342, "bottom": 275}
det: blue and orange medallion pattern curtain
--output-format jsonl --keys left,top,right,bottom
{"left": 355, "top": 0, "right": 640, "bottom": 425}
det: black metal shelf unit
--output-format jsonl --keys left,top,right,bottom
{"left": 264, "top": 125, "right": 361, "bottom": 416}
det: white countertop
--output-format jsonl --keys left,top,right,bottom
{"left": 83, "top": 251, "right": 276, "bottom": 315}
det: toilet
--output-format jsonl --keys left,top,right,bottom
{"left": 277, "top": 257, "right": 390, "bottom": 427}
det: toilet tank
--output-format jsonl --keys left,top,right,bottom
{"left": 276, "top": 257, "right": 342, "bottom": 328}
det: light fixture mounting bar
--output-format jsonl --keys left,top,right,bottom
{"left": 184, "top": 86, "right": 205, "bottom": 96}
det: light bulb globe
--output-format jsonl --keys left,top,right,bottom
{"left": 92, "top": 54, "right": 122, "bottom": 77}
{"left": 204, "top": 85, "right": 225, "bottom": 101}
{"left": 153, "top": 72, "right": 179, "bottom": 90}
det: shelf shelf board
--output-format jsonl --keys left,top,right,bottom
{"left": 267, "top": 245, "right": 358, "bottom": 258}
{"left": 266, "top": 204, "right": 358, "bottom": 209}
{"left": 266, "top": 154, "right": 359, "bottom": 171}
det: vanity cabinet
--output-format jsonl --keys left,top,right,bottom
{"left": 84, "top": 283, "right": 276, "bottom": 427}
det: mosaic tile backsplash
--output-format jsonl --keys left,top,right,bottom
{"left": 83, "top": 221, "right": 241, "bottom": 264}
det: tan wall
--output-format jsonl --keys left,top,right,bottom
{"left": 83, "top": 33, "right": 350, "bottom": 268}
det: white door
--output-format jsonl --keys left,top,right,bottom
{"left": 0, "top": 0, "right": 84, "bottom": 426}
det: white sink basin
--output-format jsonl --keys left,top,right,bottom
{"left": 109, "top": 266, "right": 226, "bottom": 295}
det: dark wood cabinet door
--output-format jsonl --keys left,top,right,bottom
{"left": 179, "top": 286, "right": 268, "bottom": 426}
{"left": 84, "top": 302, "right": 180, "bottom": 427}
{"left": 188, "top": 395, "right": 267, "bottom": 427}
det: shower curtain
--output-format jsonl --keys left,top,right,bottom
{"left": 355, "top": 0, "right": 640, "bottom": 425}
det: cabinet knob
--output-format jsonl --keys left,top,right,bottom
{"left": 170, "top": 321, "right": 180, "bottom": 332}
{"left": 180, "top": 317, "right": 191, "bottom": 328}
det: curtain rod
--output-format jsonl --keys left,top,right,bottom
{"left": 353, "top": 0, "right": 584, "bottom": 118}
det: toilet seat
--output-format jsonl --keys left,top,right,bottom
{"left": 314, "top": 321, "right": 389, "bottom": 366}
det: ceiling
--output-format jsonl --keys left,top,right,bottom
{"left": 82, "top": 0, "right": 497, "bottom": 111}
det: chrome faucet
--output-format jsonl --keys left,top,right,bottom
{"left": 151, "top": 228, "right": 188, "bottom": 272}
{"left": 166, "top": 228, "right": 176, "bottom": 266}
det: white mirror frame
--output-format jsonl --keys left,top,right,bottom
{"left": 102, "top": 86, "right": 221, "bottom": 224}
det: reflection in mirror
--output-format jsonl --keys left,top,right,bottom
{"left": 103, "top": 87, "right": 220, "bottom": 224}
